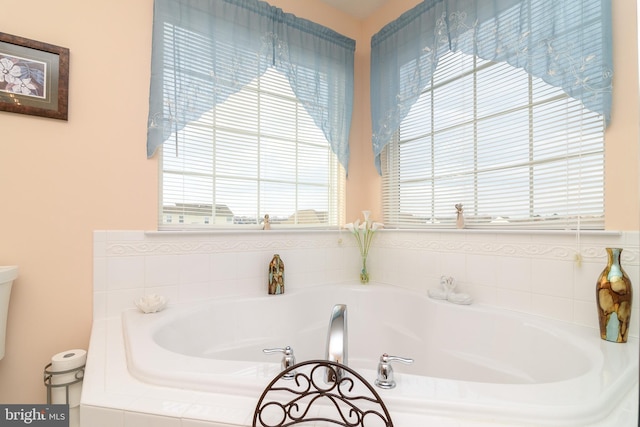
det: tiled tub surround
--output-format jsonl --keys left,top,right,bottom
{"left": 83, "top": 230, "right": 640, "bottom": 426}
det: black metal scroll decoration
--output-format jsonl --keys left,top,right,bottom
{"left": 252, "top": 360, "right": 393, "bottom": 427}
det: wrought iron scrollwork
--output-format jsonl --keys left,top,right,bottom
{"left": 252, "top": 359, "right": 393, "bottom": 427}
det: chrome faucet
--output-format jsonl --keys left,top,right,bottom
{"left": 325, "top": 304, "right": 348, "bottom": 383}
{"left": 374, "top": 353, "right": 413, "bottom": 389}
{"left": 263, "top": 346, "right": 296, "bottom": 380}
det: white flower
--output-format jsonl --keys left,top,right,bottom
{"left": 347, "top": 212, "right": 381, "bottom": 260}
{"left": 9, "top": 78, "right": 36, "bottom": 95}
{"left": 0, "top": 57, "right": 21, "bottom": 84}
{"left": 371, "top": 222, "right": 384, "bottom": 231}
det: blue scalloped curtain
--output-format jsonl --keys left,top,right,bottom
{"left": 370, "top": 0, "right": 613, "bottom": 174}
{"left": 147, "top": 0, "right": 356, "bottom": 173}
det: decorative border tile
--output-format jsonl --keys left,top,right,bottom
{"left": 99, "top": 230, "right": 638, "bottom": 265}
{"left": 375, "top": 232, "right": 639, "bottom": 265}
{"left": 104, "top": 232, "right": 343, "bottom": 256}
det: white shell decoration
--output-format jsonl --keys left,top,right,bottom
{"left": 135, "top": 294, "right": 168, "bottom": 313}
{"left": 447, "top": 292, "right": 473, "bottom": 305}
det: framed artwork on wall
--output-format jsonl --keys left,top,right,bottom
{"left": 0, "top": 32, "right": 69, "bottom": 120}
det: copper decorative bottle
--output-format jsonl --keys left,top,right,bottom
{"left": 268, "top": 254, "right": 284, "bottom": 295}
{"left": 596, "top": 248, "right": 633, "bottom": 343}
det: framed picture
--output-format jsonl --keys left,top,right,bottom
{"left": 0, "top": 33, "right": 69, "bottom": 120}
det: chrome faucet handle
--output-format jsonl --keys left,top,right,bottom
{"left": 263, "top": 346, "right": 296, "bottom": 380}
{"left": 374, "top": 353, "right": 414, "bottom": 389}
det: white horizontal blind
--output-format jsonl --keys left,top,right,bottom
{"left": 160, "top": 67, "right": 345, "bottom": 228}
{"left": 382, "top": 50, "right": 604, "bottom": 229}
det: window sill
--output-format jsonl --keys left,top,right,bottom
{"left": 146, "top": 228, "right": 622, "bottom": 237}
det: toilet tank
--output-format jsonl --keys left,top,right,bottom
{"left": 0, "top": 266, "right": 18, "bottom": 360}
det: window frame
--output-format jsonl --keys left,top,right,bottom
{"left": 381, "top": 51, "right": 605, "bottom": 230}
{"left": 158, "top": 67, "right": 346, "bottom": 231}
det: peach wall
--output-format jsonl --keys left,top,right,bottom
{"left": 0, "top": 0, "right": 637, "bottom": 404}
{"left": 0, "top": 0, "right": 157, "bottom": 402}
{"left": 606, "top": 0, "right": 640, "bottom": 230}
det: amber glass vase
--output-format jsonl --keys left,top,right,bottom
{"left": 596, "top": 248, "right": 633, "bottom": 343}
{"left": 268, "top": 254, "right": 285, "bottom": 295}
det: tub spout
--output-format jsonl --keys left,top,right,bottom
{"left": 325, "top": 304, "right": 347, "bottom": 383}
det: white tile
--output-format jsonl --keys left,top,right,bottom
{"left": 273, "top": 249, "right": 305, "bottom": 277}
{"left": 572, "top": 261, "right": 601, "bottom": 302}
{"left": 107, "top": 230, "right": 146, "bottom": 242}
{"left": 93, "top": 291, "right": 107, "bottom": 321}
{"left": 211, "top": 278, "right": 260, "bottom": 298}
{"left": 93, "top": 230, "right": 107, "bottom": 242}
{"left": 531, "top": 258, "right": 573, "bottom": 299}
{"left": 326, "top": 245, "right": 348, "bottom": 272}
{"left": 80, "top": 405, "right": 124, "bottom": 427}
{"left": 187, "top": 394, "right": 254, "bottom": 426}
{"left": 466, "top": 254, "right": 497, "bottom": 287}
{"left": 493, "top": 231, "right": 533, "bottom": 244}
{"left": 494, "top": 289, "right": 532, "bottom": 313}
{"left": 181, "top": 418, "right": 227, "bottom": 427}
{"left": 531, "top": 294, "right": 573, "bottom": 322}
{"left": 94, "top": 235, "right": 107, "bottom": 257}
{"left": 530, "top": 232, "right": 576, "bottom": 246}
{"left": 465, "top": 283, "right": 497, "bottom": 305}
{"left": 93, "top": 257, "right": 107, "bottom": 292}
{"left": 287, "top": 269, "right": 326, "bottom": 288}
{"left": 496, "top": 256, "right": 532, "bottom": 292}
{"left": 628, "top": 308, "right": 640, "bottom": 339}
{"left": 146, "top": 255, "right": 181, "bottom": 286}
{"left": 107, "top": 257, "right": 145, "bottom": 290}
{"left": 624, "top": 265, "right": 640, "bottom": 309}
{"left": 179, "top": 283, "right": 212, "bottom": 303}
{"left": 439, "top": 252, "right": 467, "bottom": 284}
{"left": 573, "top": 300, "right": 599, "bottom": 330}
{"left": 125, "top": 396, "right": 191, "bottom": 419}
{"left": 124, "top": 411, "right": 181, "bottom": 427}
{"left": 623, "top": 231, "right": 640, "bottom": 248}
{"left": 180, "top": 254, "right": 212, "bottom": 284}
{"left": 211, "top": 253, "right": 238, "bottom": 281}
{"left": 107, "top": 289, "right": 141, "bottom": 318}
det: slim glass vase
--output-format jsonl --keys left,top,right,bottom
{"left": 360, "top": 256, "right": 369, "bottom": 284}
{"left": 596, "top": 248, "right": 633, "bottom": 343}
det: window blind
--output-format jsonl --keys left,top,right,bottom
{"left": 161, "top": 67, "right": 345, "bottom": 228}
{"left": 382, "top": 50, "right": 604, "bottom": 229}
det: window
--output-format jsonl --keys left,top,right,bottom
{"left": 160, "top": 68, "right": 345, "bottom": 228}
{"left": 382, "top": 50, "right": 605, "bottom": 229}
{"left": 149, "top": 0, "right": 355, "bottom": 230}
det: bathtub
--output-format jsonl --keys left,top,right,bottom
{"left": 110, "top": 283, "right": 639, "bottom": 427}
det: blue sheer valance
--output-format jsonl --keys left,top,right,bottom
{"left": 147, "top": 0, "right": 356, "bottom": 173}
{"left": 370, "top": 0, "right": 613, "bottom": 174}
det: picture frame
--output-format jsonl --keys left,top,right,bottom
{"left": 0, "top": 32, "right": 69, "bottom": 120}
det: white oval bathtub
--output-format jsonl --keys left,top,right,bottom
{"left": 122, "top": 283, "right": 638, "bottom": 426}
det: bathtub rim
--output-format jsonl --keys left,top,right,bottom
{"left": 117, "top": 282, "right": 639, "bottom": 426}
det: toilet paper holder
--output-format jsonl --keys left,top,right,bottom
{"left": 43, "top": 362, "right": 85, "bottom": 405}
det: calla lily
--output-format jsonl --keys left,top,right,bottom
{"left": 346, "top": 211, "right": 381, "bottom": 284}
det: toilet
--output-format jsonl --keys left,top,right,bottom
{"left": 0, "top": 266, "right": 18, "bottom": 360}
